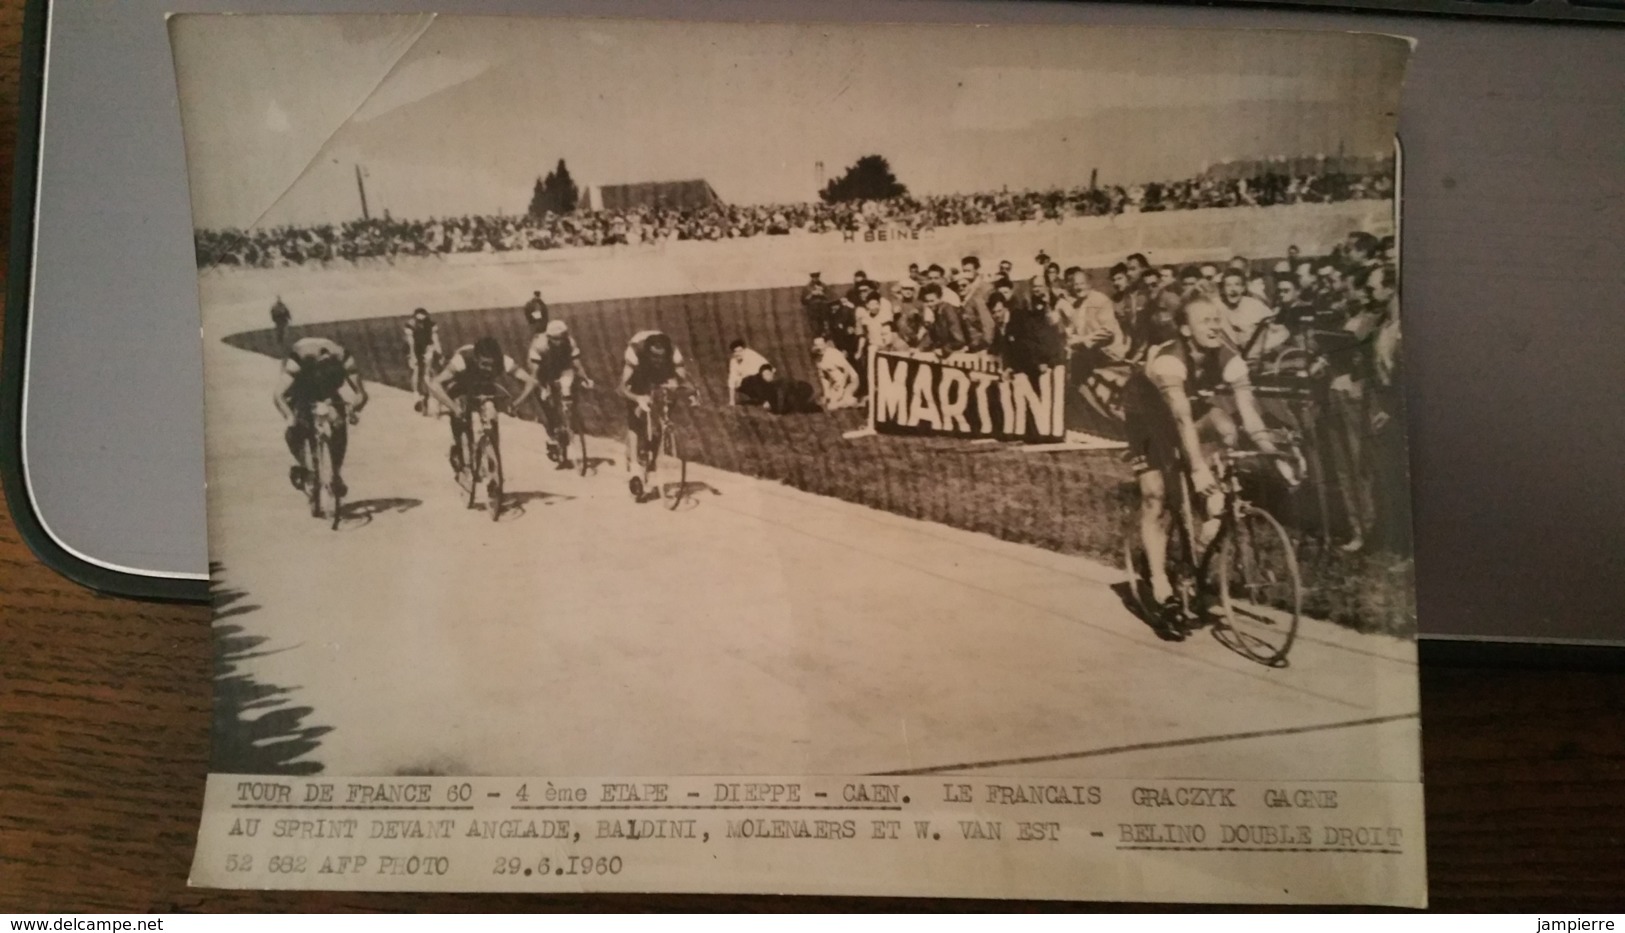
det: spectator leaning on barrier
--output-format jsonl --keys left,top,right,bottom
{"left": 1108, "top": 263, "right": 1150, "bottom": 357}
{"left": 1054, "top": 266, "right": 1127, "bottom": 362}
{"left": 1314, "top": 262, "right": 1345, "bottom": 312}
{"left": 873, "top": 318, "right": 909, "bottom": 354}
{"left": 735, "top": 363, "right": 779, "bottom": 411}
{"left": 811, "top": 337, "right": 862, "bottom": 411}
{"left": 931, "top": 283, "right": 982, "bottom": 357}
{"left": 1124, "top": 253, "right": 1151, "bottom": 282}
{"left": 853, "top": 293, "right": 895, "bottom": 356}
{"left": 960, "top": 256, "right": 997, "bottom": 352}
{"left": 1042, "top": 261, "right": 1064, "bottom": 302}
{"left": 1140, "top": 267, "right": 1163, "bottom": 298}
{"left": 850, "top": 293, "right": 894, "bottom": 396}
{"left": 1218, "top": 269, "right": 1282, "bottom": 362}
{"left": 1054, "top": 266, "right": 1132, "bottom": 424}
{"left": 925, "top": 265, "right": 962, "bottom": 308}
{"left": 893, "top": 282, "right": 931, "bottom": 350}
{"left": 737, "top": 363, "right": 819, "bottom": 415}
{"left": 1344, "top": 231, "right": 1380, "bottom": 272}
{"left": 872, "top": 282, "right": 895, "bottom": 321}
{"left": 997, "top": 279, "right": 1066, "bottom": 381}
{"left": 726, "top": 339, "right": 773, "bottom": 406}
{"left": 1246, "top": 270, "right": 1273, "bottom": 304}
{"left": 915, "top": 283, "right": 954, "bottom": 353}
{"left": 1145, "top": 285, "right": 1184, "bottom": 350}
{"left": 1295, "top": 261, "right": 1318, "bottom": 303}
{"left": 1109, "top": 262, "right": 1133, "bottom": 309}
{"left": 1273, "top": 275, "right": 1316, "bottom": 336}
{"left": 845, "top": 270, "right": 872, "bottom": 310}
{"left": 960, "top": 255, "right": 990, "bottom": 300}
{"left": 826, "top": 283, "right": 860, "bottom": 362}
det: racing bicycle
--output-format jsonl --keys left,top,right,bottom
{"left": 630, "top": 384, "right": 693, "bottom": 509}
{"left": 298, "top": 399, "right": 350, "bottom": 530}
{"left": 539, "top": 377, "right": 593, "bottom": 475}
{"left": 455, "top": 393, "right": 506, "bottom": 520}
{"left": 410, "top": 349, "right": 443, "bottom": 417}
{"left": 1123, "top": 438, "right": 1305, "bottom": 667}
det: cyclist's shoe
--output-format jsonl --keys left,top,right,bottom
{"left": 545, "top": 441, "right": 560, "bottom": 464}
{"left": 1152, "top": 597, "right": 1189, "bottom": 642}
{"left": 556, "top": 457, "right": 574, "bottom": 471}
{"left": 448, "top": 444, "right": 464, "bottom": 476}
{"left": 414, "top": 399, "right": 425, "bottom": 415}
{"left": 288, "top": 465, "right": 308, "bottom": 492}
{"left": 628, "top": 476, "right": 645, "bottom": 501}
{"left": 332, "top": 476, "right": 348, "bottom": 500}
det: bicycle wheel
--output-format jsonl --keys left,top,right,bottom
{"left": 479, "top": 423, "right": 504, "bottom": 521}
{"left": 1204, "top": 503, "right": 1302, "bottom": 666}
{"left": 320, "top": 430, "right": 343, "bottom": 530}
{"left": 462, "top": 420, "right": 480, "bottom": 511}
{"left": 570, "top": 400, "right": 590, "bottom": 475}
{"left": 1167, "top": 501, "right": 1202, "bottom": 630}
{"left": 305, "top": 433, "right": 325, "bottom": 519}
{"left": 634, "top": 412, "right": 660, "bottom": 500}
{"left": 554, "top": 397, "right": 572, "bottom": 466}
{"left": 664, "top": 422, "right": 686, "bottom": 511}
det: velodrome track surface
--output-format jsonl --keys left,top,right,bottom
{"left": 206, "top": 334, "right": 1419, "bottom": 780}
{"left": 201, "top": 205, "right": 1414, "bottom": 779}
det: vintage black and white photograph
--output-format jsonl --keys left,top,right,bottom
{"left": 172, "top": 13, "right": 1422, "bottom": 900}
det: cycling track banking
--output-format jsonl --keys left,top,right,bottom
{"left": 203, "top": 331, "right": 1416, "bottom": 781}
{"left": 198, "top": 204, "right": 1414, "bottom": 780}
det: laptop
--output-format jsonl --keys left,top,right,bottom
{"left": 5, "top": 0, "right": 1622, "bottom": 664}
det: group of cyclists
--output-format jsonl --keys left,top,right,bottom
{"left": 272, "top": 292, "right": 698, "bottom": 515}
{"left": 269, "top": 232, "right": 1381, "bottom": 646}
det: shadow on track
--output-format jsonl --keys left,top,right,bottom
{"left": 485, "top": 490, "right": 576, "bottom": 521}
{"left": 210, "top": 563, "right": 331, "bottom": 774}
{"left": 657, "top": 479, "right": 723, "bottom": 512}
{"left": 335, "top": 496, "right": 423, "bottom": 529}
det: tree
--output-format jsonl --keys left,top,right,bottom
{"left": 528, "top": 177, "right": 549, "bottom": 218}
{"left": 529, "top": 159, "right": 581, "bottom": 217}
{"left": 819, "top": 155, "right": 907, "bottom": 204}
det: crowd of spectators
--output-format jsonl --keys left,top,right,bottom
{"left": 195, "top": 168, "right": 1393, "bottom": 269}
{"left": 795, "top": 228, "right": 1407, "bottom": 553}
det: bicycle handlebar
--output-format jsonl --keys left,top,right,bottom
{"left": 1221, "top": 448, "right": 1296, "bottom": 462}
{"left": 461, "top": 393, "right": 509, "bottom": 413}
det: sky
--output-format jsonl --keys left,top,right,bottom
{"left": 168, "top": 15, "right": 1409, "bottom": 230}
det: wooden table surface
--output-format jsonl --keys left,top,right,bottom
{"left": 0, "top": 1, "right": 1621, "bottom": 913}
